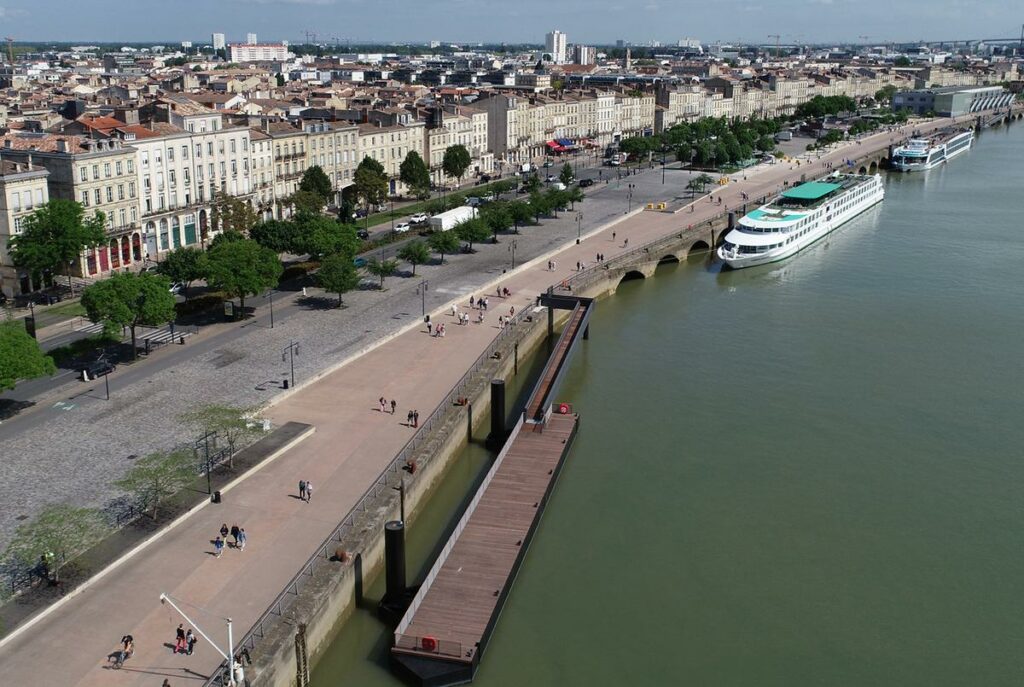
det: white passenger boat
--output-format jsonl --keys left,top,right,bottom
{"left": 890, "top": 128, "right": 974, "bottom": 172}
{"left": 717, "top": 173, "right": 884, "bottom": 269}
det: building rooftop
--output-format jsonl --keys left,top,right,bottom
{"left": 780, "top": 181, "right": 841, "bottom": 201}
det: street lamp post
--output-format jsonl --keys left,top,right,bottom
{"left": 416, "top": 280, "right": 428, "bottom": 317}
{"left": 662, "top": 150, "right": 667, "bottom": 184}
{"left": 264, "top": 289, "right": 275, "bottom": 328}
{"left": 627, "top": 184, "right": 636, "bottom": 213}
{"left": 576, "top": 213, "right": 583, "bottom": 244}
{"left": 390, "top": 197, "right": 394, "bottom": 233}
{"left": 508, "top": 239, "right": 518, "bottom": 268}
{"left": 282, "top": 341, "right": 300, "bottom": 389}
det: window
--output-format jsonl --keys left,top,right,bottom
{"left": 157, "top": 173, "right": 164, "bottom": 191}
{"left": 129, "top": 181, "right": 136, "bottom": 198}
{"left": 243, "top": 159, "right": 248, "bottom": 174}
{"left": 14, "top": 216, "right": 23, "bottom": 232}
{"left": 197, "top": 165, "right": 204, "bottom": 181}
{"left": 231, "top": 160, "right": 237, "bottom": 176}
{"left": 11, "top": 193, "right": 20, "bottom": 211}
{"left": 94, "top": 188, "right": 101, "bottom": 204}
{"left": 92, "top": 164, "right": 100, "bottom": 179}
{"left": 115, "top": 161, "right": 123, "bottom": 175}
{"left": 80, "top": 191, "right": 89, "bottom": 206}
{"left": 106, "top": 187, "right": 113, "bottom": 203}
{"left": 118, "top": 184, "right": 125, "bottom": 200}
{"left": 219, "top": 161, "right": 225, "bottom": 177}
{"left": 140, "top": 153, "right": 148, "bottom": 169}
{"left": 144, "top": 175, "right": 151, "bottom": 192}
{"left": 183, "top": 168, "right": 190, "bottom": 184}
{"left": 79, "top": 166, "right": 88, "bottom": 182}
{"left": 104, "top": 163, "right": 111, "bottom": 178}
{"left": 207, "top": 142, "right": 213, "bottom": 155}
{"left": 127, "top": 160, "right": 134, "bottom": 173}
{"left": 182, "top": 145, "right": 189, "bottom": 159}
{"left": 145, "top": 198, "right": 152, "bottom": 213}
{"left": 24, "top": 191, "right": 32, "bottom": 210}
{"left": 118, "top": 208, "right": 126, "bottom": 227}
{"left": 195, "top": 144, "right": 202, "bottom": 158}
{"left": 131, "top": 207, "right": 137, "bottom": 223}
{"left": 35, "top": 189, "right": 43, "bottom": 205}
{"left": 155, "top": 150, "right": 162, "bottom": 166}
{"left": 230, "top": 139, "right": 236, "bottom": 154}
{"left": 169, "top": 170, "right": 176, "bottom": 187}
{"left": 242, "top": 139, "right": 248, "bottom": 152}
{"left": 219, "top": 141, "right": 225, "bottom": 154}
{"left": 208, "top": 163, "right": 214, "bottom": 178}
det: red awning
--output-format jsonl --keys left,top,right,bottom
{"left": 545, "top": 140, "right": 564, "bottom": 151}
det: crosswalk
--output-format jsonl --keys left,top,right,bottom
{"left": 72, "top": 322, "right": 194, "bottom": 346}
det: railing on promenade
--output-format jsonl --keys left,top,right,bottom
{"left": 201, "top": 305, "right": 540, "bottom": 686}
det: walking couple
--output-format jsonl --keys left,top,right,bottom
{"left": 174, "top": 624, "right": 197, "bottom": 655}
{"left": 298, "top": 479, "right": 314, "bottom": 502}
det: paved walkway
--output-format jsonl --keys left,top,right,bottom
{"left": 0, "top": 116, "right": 972, "bottom": 686}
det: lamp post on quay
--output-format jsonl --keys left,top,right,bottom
{"left": 282, "top": 340, "right": 300, "bottom": 389}
{"left": 416, "top": 280, "right": 428, "bottom": 317}
{"left": 508, "top": 239, "right": 518, "bottom": 269}
{"left": 263, "top": 289, "right": 276, "bottom": 329}
{"left": 627, "top": 183, "right": 636, "bottom": 213}
{"left": 576, "top": 213, "right": 583, "bottom": 244}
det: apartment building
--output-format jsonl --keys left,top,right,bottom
{"left": 250, "top": 128, "right": 275, "bottom": 220}
{"left": 302, "top": 119, "right": 360, "bottom": 203}
{"left": 267, "top": 121, "right": 309, "bottom": 217}
{"left": 0, "top": 133, "right": 141, "bottom": 279}
{"left": 0, "top": 157, "right": 50, "bottom": 297}
{"left": 357, "top": 121, "right": 425, "bottom": 195}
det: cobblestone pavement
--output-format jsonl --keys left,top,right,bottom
{"left": 0, "top": 164, "right": 688, "bottom": 551}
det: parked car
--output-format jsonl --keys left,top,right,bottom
{"left": 410, "top": 213, "right": 430, "bottom": 224}
{"left": 545, "top": 175, "right": 557, "bottom": 183}
{"left": 80, "top": 358, "right": 116, "bottom": 379}
{"left": 479, "top": 174, "right": 492, "bottom": 183}
{"left": 578, "top": 178, "right": 595, "bottom": 188}
{"left": 542, "top": 160, "right": 554, "bottom": 168}
{"left": 394, "top": 222, "right": 412, "bottom": 233}
{"left": 356, "top": 229, "right": 370, "bottom": 240}
{"left": 550, "top": 182, "right": 567, "bottom": 191}
{"left": 605, "top": 158, "right": 621, "bottom": 166}
{"left": 168, "top": 282, "right": 184, "bottom": 295}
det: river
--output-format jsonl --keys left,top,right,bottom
{"left": 312, "top": 121, "right": 1024, "bottom": 686}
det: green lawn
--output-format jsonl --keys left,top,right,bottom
{"left": 40, "top": 300, "right": 87, "bottom": 319}
{"left": 360, "top": 179, "right": 517, "bottom": 228}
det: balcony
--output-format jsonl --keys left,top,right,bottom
{"left": 274, "top": 151, "right": 305, "bottom": 162}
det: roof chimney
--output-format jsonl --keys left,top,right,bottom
{"left": 26, "top": 153, "right": 32, "bottom": 170}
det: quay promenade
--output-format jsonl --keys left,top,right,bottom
{"left": 0, "top": 112, "right": 995, "bottom": 687}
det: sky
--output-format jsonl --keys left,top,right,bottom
{"left": 3, "top": 0, "right": 1021, "bottom": 45}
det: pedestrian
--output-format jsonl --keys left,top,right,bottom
{"left": 503, "top": 287, "right": 510, "bottom": 297}
{"left": 230, "top": 524, "right": 240, "bottom": 548}
{"left": 477, "top": 311, "right": 484, "bottom": 324}
{"left": 237, "top": 528, "right": 246, "bottom": 551}
{"left": 497, "top": 286, "right": 502, "bottom": 297}
{"left": 407, "top": 409, "right": 414, "bottom": 425}
{"left": 426, "top": 321, "right": 432, "bottom": 335}
{"left": 390, "top": 399, "right": 397, "bottom": 415}
{"left": 498, "top": 315, "right": 505, "bottom": 328}
{"left": 439, "top": 324, "right": 446, "bottom": 337}
{"left": 305, "top": 481, "right": 313, "bottom": 502}
{"left": 623, "top": 238, "right": 629, "bottom": 248}
{"left": 186, "top": 629, "right": 196, "bottom": 656}
{"left": 469, "top": 295, "right": 475, "bottom": 308}
{"left": 451, "top": 303, "right": 457, "bottom": 317}
{"left": 214, "top": 536, "right": 224, "bottom": 558}
{"left": 379, "top": 397, "right": 386, "bottom": 413}
{"left": 220, "top": 523, "right": 229, "bottom": 540}
{"left": 509, "top": 306, "right": 514, "bottom": 318}
{"left": 175, "top": 623, "right": 186, "bottom": 654}
{"left": 413, "top": 410, "right": 419, "bottom": 428}
{"left": 552, "top": 260, "right": 557, "bottom": 270}
{"left": 299, "top": 480, "right": 307, "bottom": 501}
{"left": 612, "top": 231, "right": 616, "bottom": 242}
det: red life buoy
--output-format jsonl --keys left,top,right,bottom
{"left": 422, "top": 635, "right": 438, "bottom": 652}
{"left": 558, "top": 403, "right": 570, "bottom": 415}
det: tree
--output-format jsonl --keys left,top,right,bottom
{"left": 210, "top": 191, "right": 258, "bottom": 236}
{"left": 442, "top": 144, "right": 472, "bottom": 186}
{"left": 7, "top": 199, "right": 106, "bottom": 295}
{"left": 205, "top": 239, "right": 283, "bottom": 317}
{"left": 338, "top": 194, "right": 358, "bottom": 224}
{"left": 3, "top": 504, "right": 107, "bottom": 582}
{"left": 508, "top": 200, "right": 533, "bottom": 231}
{"left": 875, "top": 84, "right": 898, "bottom": 105}
{"left": 687, "top": 174, "right": 715, "bottom": 196}
{"left": 209, "top": 230, "right": 245, "bottom": 249}
{"left": 427, "top": 230, "right": 459, "bottom": 264}
{"left": 156, "top": 247, "right": 207, "bottom": 298}
{"left": 353, "top": 156, "right": 389, "bottom": 211}
{"left": 302, "top": 218, "right": 360, "bottom": 258}
{"left": 288, "top": 190, "right": 326, "bottom": 219}
{"left": 524, "top": 173, "right": 541, "bottom": 193}
{"left": 0, "top": 320, "right": 56, "bottom": 391}
{"left": 566, "top": 185, "right": 585, "bottom": 210}
{"left": 317, "top": 253, "right": 361, "bottom": 306}
{"left": 298, "top": 165, "right": 333, "bottom": 204}
{"left": 250, "top": 220, "right": 300, "bottom": 254}
{"left": 81, "top": 272, "right": 177, "bottom": 358}
{"left": 894, "top": 56, "right": 912, "bottom": 67}
{"left": 399, "top": 150, "right": 432, "bottom": 200}
{"left": 181, "top": 404, "right": 265, "bottom": 468}
{"left": 481, "top": 203, "right": 512, "bottom": 238}
{"left": 397, "top": 240, "right": 430, "bottom": 275}
{"left": 454, "top": 218, "right": 491, "bottom": 251}
{"left": 114, "top": 449, "right": 195, "bottom": 519}
{"left": 756, "top": 135, "right": 776, "bottom": 153}
{"left": 365, "top": 257, "right": 399, "bottom": 288}
{"left": 559, "top": 163, "right": 574, "bottom": 186}
{"left": 529, "top": 191, "right": 551, "bottom": 222}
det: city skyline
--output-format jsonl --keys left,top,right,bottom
{"left": 0, "top": 0, "right": 1020, "bottom": 45}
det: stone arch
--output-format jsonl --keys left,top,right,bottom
{"left": 657, "top": 254, "right": 680, "bottom": 266}
{"left": 109, "top": 238, "right": 120, "bottom": 268}
{"left": 858, "top": 165, "right": 868, "bottom": 174}
{"left": 618, "top": 269, "right": 647, "bottom": 286}
{"left": 120, "top": 235, "right": 131, "bottom": 265}
{"left": 868, "top": 160, "right": 878, "bottom": 173}
{"left": 688, "top": 240, "right": 711, "bottom": 256}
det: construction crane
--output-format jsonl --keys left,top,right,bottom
{"left": 768, "top": 34, "right": 781, "bottom": 58}
{"left": 5, "top": 37, "right": 14, "bottom": 65}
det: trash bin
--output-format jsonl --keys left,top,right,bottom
{"left": 283, "top": 378, "right": 289, "bottom": 389}
{"left": 212, "top": 490, "right": 222, "bottom": 504}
